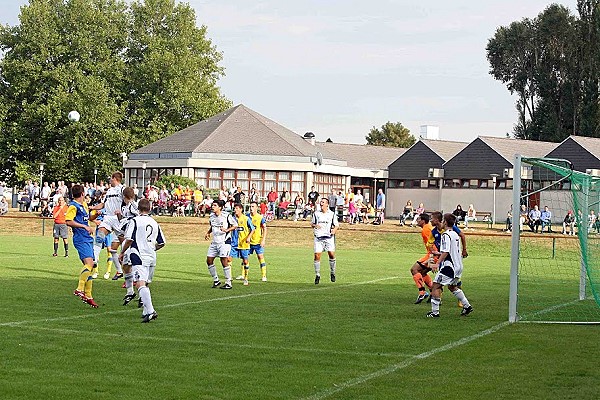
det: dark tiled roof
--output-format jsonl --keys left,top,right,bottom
{"left": 419, "top": 139, "right": 469, "bottom": 161}
{"left": 316, "top": 142, "right": 406, "bottom": 170}
{"left": 568, "top": 136, "right": 600, "bottom": 158}
{"left": 132, "top": 104, "right": 341, "bottom": 160}
{"left": 479, "top": 136, "right": 557, "bottom": 162}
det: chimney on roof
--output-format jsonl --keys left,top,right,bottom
{"left": 420, "top": 125, "right": 439, "bottom": 140}
{"left": 303, "top": 131, "right": 316, "bottom": 146}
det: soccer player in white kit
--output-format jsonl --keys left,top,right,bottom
{"left": 119, "top": 199, "right": 165, "bottom": 323}
{"left": 119, "top": 187, "right": 140, "bottom": 305}
{"left": 427, "top": 213, "right": 473, "bottom": 318}
{"left": 92, "top": 171, "right": 125, "bottom": 279}
{"left": 311, "top": 197, "right": 339, "bottom": 284}
{"left": 205, "top": 199, "right": 238, "bottom": 289}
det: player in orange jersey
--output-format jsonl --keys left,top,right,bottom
{"left": 410, "top": 213, "right": 436, "bottom": 304}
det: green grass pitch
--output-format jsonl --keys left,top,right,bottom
{"left": 1, "top": 230, "right": 599, "bottom": 399}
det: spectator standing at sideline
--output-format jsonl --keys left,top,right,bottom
{"left": 41, "top": 182, "right": 51, "bottom": 203}
{"left": 376, "top": 188, "right": 386, "bottom": 224}
{"left": 505, "top": 205, "right": 513, "bottom": 232}
{"left": 267, "top": 187, "right": 278, "bottom": 214}
{"left": 327, "top": 189, "right": 337, "bottom": 213}
{"left": 354, "top": 189, "right": 364, "bottom": 207}
{"left": 0, "top": 195, "right": 8, "bottom": 216}
{"left": 308, "top": 186, "right": 320, "bottom": 207}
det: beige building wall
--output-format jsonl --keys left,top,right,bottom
{"left": 387, "top": 188, "right": 514, "bottom": 223}
{"left": 441, "top": 189, "right": 513, "bottom": 223}
{"left": 386, "top": 189, "right": 442, "bottom": 216}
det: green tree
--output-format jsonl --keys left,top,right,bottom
{"left": 486, "top": 17, "right": 538, "bottom": 139}
{"left": 0, "top": 0, "right": 231, "bottom": 185}
{"left": 487, "top": 2, "right": 600, "bottom": 141}
{"left": 577, "top": 0, "right": 600, "bottom": 137}
{"left": 124, "top": 0, "right": 231, "bottom": 149}
{"left": 365, "top": 122, "right": 415, "bottom": 147}
{"left": 0, "top": 0, "right": 129, "bottom": 184}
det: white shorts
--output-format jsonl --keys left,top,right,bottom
{"left": 433, "top": 262, "right": 462, "bottom": 286}
{"left": 133, "top": 264, "right": 155, "bottom": 283}
{"left": 122, "top": 248, "right": 131, "bottom": 265}
{"left": 99, "top": 215, "right": 125, "bottom": 238}
{"left": 207, "top": 242, "right": 231, "bottom": 258}
{"left": 314, "top": 236, "right": 335, "bottom": 253}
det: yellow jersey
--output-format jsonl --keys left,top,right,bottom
{"left": 235, "top": 213, "right": 253, "bottom": 250}
{"left": 248, "top": 212, "right": 266, "bottom": 245}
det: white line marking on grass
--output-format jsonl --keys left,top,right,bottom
{"left": 302, "top": 321, "right": 510, "bottom": 400}
{"left": 17, "top": 325, "right": 415, "bottom": 359}
{"left": 0, "top": 276, "right": 400, "bottom": 328}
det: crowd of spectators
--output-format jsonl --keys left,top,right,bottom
{"left": 1, "top": 178, "right": 390, "bottom": 226}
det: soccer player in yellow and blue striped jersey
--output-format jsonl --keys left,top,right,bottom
{"left": 231, "top": 203, "right": 255, "bottom": 285}
{"left": 65, "top": 184, "right": 98, "bottom": 308}
{"left": 248, "top": 201, "right": 268, "bottom": 281}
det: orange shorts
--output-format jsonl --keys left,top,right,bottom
{"left": 418, "top": 254, "right": 430, "bottom": 264}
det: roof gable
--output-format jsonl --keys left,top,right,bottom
{"left": 132, "top": 104, "right": 341, "bottom": 160}
{"left": 478, "top": 136, "right": 557, "bottom": 162}
{"left": 316, "top": 142, "right": 406, "bottom": 170}
{"left": 567, "top": 136, "right": 600, "bottom": 158}
{"left": 545, "top": 136, "right": 600, "bottom": 172}
{"left": 420, "top": 139, "right": 469, "bottom": 161}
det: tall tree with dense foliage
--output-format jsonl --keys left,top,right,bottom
{"left": 487, "top": 2, "right": 600, "bottom": 141}
{"left": 577, "top": 0, "right": 600, "bottom": 137}
{"left": 0, "top": 0, "right": 231, "bottom": 185}
{"left": 366, "top": 121, "right": 416, "bottom": 148}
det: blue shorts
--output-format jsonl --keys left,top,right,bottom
{"left": 95, "top": 229, "right": 113, "bottom": 248}
{"left": 230, "top": 248, "right": 250, "bottom": 260}
{"left": 74, "top": 241, "right": 94, "bottom": 261}
{"left": 249, "top": 244, "right": 264, "bottom": 255}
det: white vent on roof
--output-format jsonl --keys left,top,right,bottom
{"left": 420, "top": 125, "right": 439, "bottom": 140}
{"left": 428, "top": 168, "right": 444, "bottom": 178}
{"left": 504, "top": 167, "right": 533, "bottom": 179}
{"left": 586, "top": 169, "right": 600, "bottom": 176}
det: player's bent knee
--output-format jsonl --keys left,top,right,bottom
{"left": 94, "top": 231, "right": 106, "bottom": 246}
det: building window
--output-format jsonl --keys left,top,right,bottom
{"left": 251, "top": 171, "right": 262, "bottom": 179}
{"left": 314, "top": 173, "right": 345, "bottom": 197}
{"left": 265, "top": 171, "right": 276, "bottom": 180}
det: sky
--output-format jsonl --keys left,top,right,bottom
{"left": 0, "top": 0, "right": 580, "bottom": 144}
